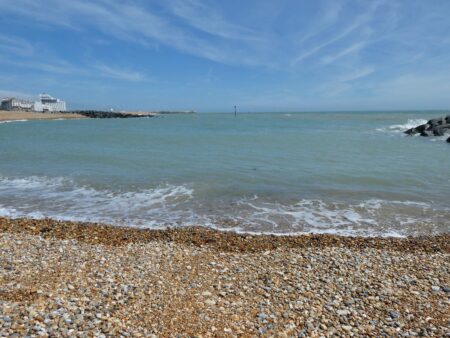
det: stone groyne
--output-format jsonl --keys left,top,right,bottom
{"left": 66, "top": 111, "right": 156, "bottom": 118}
{"left": 404, "top": 115, "right": 450, "bottom": 143}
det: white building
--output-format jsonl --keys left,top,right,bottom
{"left": 34, "top": 93, "right": 66, "bottom": 112}
{"left": 1, "top": 97, "right": 34, "bottom": 111}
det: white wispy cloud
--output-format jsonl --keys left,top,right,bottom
{"left": 166, "top": 0, "right": 263, "bottom": 42}
{"left": 321, "top": 41, "right": 366, "bottom": 65}
{"left": 291, "top": 1, "right": 382, "bottom": 65}
{"left": 0, "top": 49, "right": 146, "bottom": 82}
{"left": 0, "top": 34, "right": 35, "bottom": 56}
{"left": 296, "top": 0, "right": 343, "bottom": 44}
{"left": 338, "top": 67, "right": 375, "bottom": 82}
{"left": 0, "top": 58, "right": 79, "bottom": 74}
{"left": 95, "top": 64, "right": 145, "bottom": 82}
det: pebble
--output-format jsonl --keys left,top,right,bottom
{"left": 389, "top": 311, "right": 400, "bottom": 319}
{"left": 342, "top": 325, "right": 353, "bottom": 332}
{"left": 205, "top": 299, "right": 216, "bottom": 306}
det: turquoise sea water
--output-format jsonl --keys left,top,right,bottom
{"left": 0, "top": 112, "right": 449, "bottom": 236}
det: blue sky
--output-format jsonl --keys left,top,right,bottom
{"left": 1, "top": 0, "right": 450, "bottom": 112}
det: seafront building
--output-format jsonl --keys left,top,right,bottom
{"left": 1, "top": 93, "right": 67, "bottom": 112}
{"left": 33, "top": 93, "right": 66, "bottom": 112}
{"left": 0, "top": 97, "right": 34, "bottom": 111}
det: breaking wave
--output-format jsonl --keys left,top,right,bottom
{"left": 220, "top": 197, "right": 448, "bottom": 237}
{"left": 0, "top": 175, "right": 195, "bottom": 228}
{"left": 0, "top": 175, "right": 448, "bottom": 237}
{"left": 0, "top": 119, "right": 28, "bottom": 124}
{"left": 376, "top": 119, "right": 427, "bottom": 133}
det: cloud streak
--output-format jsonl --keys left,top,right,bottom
{"left": 0, "top": 34, "right": 35, "bottom": 56}
{"left": 291, "top": 1, "right": 382, "bottom": 66}
{"left": 94, "top": 64, "right": 145, "bottom": 82}
{"left": 0, "top": 49, "right": 147, "bottom": 82}
{"left": 321, "top": 41, "right": 366, "bottom": 65}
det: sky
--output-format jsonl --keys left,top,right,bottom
{"left": 1, "top": 0, "right": 450, "bottom": 112}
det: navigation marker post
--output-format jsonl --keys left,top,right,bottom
{"left": 234, "top": 105, "right": 237, "bottom": 117}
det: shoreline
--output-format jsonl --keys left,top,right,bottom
{"left": 0, "top": 110, "right": 194, "bottom": 122}
{"left": 1, "top": 217, "right": 449, "bottom": 336}
{"left": 0, "top": 110, "right": 85, "bottom": 122}
{"left": 1, "top": 217, "right": 449, "bottom": 253}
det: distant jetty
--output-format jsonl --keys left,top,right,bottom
{"left": 66, "top": 111, "right": 156, "bottom": 119}
{"left": 65, "top": 110, "right": 196, "bottom": 119}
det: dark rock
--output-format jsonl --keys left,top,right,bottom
{"left": 404, "top": 128, "right": 417, "bottom": 135}
{"left": 442, "top": 286, "right": 450, "bottom": 293}
{"left": 432, "top": 125, "right": 450, "bottom": 136}
{"left": 66, "top": 110, "right": 155, "bottom": 119}
{"left": 427, "top": 117, "right": 445, "bottom": 126}
{"left": 405, "top": 117, "right": 450, "bottom": 140}
{"left": 433, "top": 127, "right": 446, "bottom": 136}
{"left": 415, "top": 124, "right": 429, "bottom": 133}
{"left": 404, "top": 123, "right": 429, "bottom": 135}
{"left": 447, "top": 136, "right": 450, "bottom": 143}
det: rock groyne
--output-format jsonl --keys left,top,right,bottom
{"left": 66, "top": 111, "right": 155, "bottom": 119}
{"left": 405, "top": 115, "right": 450, "bottom": 138}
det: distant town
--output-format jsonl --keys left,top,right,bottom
{"left": 1, "top": 93, "right": 66, "bottom": 112}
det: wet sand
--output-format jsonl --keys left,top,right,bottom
{"left": 0, "top": 217, "right": 449, "bottom": 336}
{"left": 0, "top": 111, "right": 84, "bottom": 121}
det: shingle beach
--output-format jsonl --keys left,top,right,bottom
{"left": 1, "top": 217, "right": 449, "bottom": 337}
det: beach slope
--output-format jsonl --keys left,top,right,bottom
{"left": 0, "top": 217, "right": 449, "bottom": 336}
{"left": 0, "top": 110, "right": 84, "bottom": 122}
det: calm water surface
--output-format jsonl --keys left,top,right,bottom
{"left": 0, "top": 112, "right": 449, "bottom": 236}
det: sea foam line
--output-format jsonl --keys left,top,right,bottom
{"left": 0, "top": 119, "right": 28, "bottom": 124}
{"left": 0, "top": 175, "right": 448, "bottom": 237}
{"left": 376, "top": 119, "right": 428, "bottom": 133}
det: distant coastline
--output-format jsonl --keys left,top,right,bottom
{"left": 0, "top": 109, "right": 195, "bottom": 122}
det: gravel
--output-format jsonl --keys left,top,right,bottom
{"left": 1, "top": 217, "right": 449, "bottom": 336}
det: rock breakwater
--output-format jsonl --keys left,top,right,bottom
{"left": 405, "top": 116, "right": 450, "bottom": 142}
{"left": 67, "top": 111, "right": 155, "bottom": 118}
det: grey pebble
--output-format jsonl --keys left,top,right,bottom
{"left": 389, "top": 311, "right": 400, "bottom": 319}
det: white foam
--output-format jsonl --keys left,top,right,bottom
{"left": 376, "top": 119, "right": 427, "bottom": 133}
{"left": 226, "top": 196, "right": 449, "bottom": 237}
{"left": 0, "top": 175, "right": 194, "bottom": 228}
{"left": 0, "top": 175, "right": 448, "bottom": 237}
{"left": 233, "top": 198, "right": 378, "bottom": 232}
{"left": 0, "top": 119, "right": 28, "bottom": 124}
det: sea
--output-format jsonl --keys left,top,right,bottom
{"left": 1, "top": 111, "right": 449, "bottom": 237}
